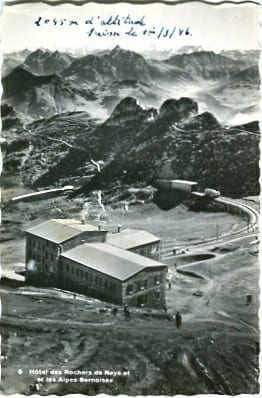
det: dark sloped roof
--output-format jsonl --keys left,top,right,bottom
{"left": 26, "top": 220, "right": 81, "bottom": 244}
{"left": 61, "top": 242, "right": 166, "bottom": 281}
{"left": 106, "top": 229, "right": 160, "bottom": 250}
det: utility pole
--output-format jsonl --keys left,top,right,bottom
{"left": 216, "top": 224, "right": 219, "bottom": 241}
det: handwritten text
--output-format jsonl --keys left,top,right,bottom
{"left": 33, "top": 14, "right": 192, "bottom": 40}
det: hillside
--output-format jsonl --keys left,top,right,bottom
{"left": 2, "top": 68, "right": 97, "bottom": 120}
{"left": 163, "top": 51, "right": 242, "bottom": 79}
{"left": 5, "top": 96, "right": 256, "bottom": 198}
{"left": 74, "top": 99, "right": 258, "bottom": 197}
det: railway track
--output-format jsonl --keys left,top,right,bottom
{"left": 161, "top": 196, "right": 259, "bottom": 258}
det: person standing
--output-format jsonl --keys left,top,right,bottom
{"left": 176, "top": 311, "right": 182, "bottom": 329}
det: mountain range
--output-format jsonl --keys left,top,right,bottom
{"left": 1, "top": 46, "right": 260, "bottom": 200}
{"left": 2, "top": 46, "right": 259, "bottom": 124}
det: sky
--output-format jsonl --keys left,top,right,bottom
{"left": 0, "top": 2, "right": 260, "bottom": 54}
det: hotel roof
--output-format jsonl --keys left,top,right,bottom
{"left": 61, "top": 242, "right": 166, "bottom": 281}
{"left": 53, "top": 219, "right": 106, "bottom": 232}
{"left": 107, "top": 229, "right": 160, "bottom": 250}
{"left": 26, "top": 220, "right": 81, "bottom": 244}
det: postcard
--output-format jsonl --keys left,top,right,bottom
{"left": 0, "top": 0, "right": 260, "bottom": 395}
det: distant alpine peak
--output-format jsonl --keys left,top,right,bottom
{"left": 109, "top": 45, "right": 140, "bottom": 59}
{"left": 111, "top": 45, "right": 121, "bottom": 52}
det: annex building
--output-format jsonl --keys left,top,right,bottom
{"left": 25, "top": 219, "right": 167, "bottom": 308}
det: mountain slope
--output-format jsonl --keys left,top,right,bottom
{"left": 2, "top": 67, "right": 54, "bottom": 99}
{"left": 73, "top": 99, "right": 259, "bottom": 198}
{"left": 27, "top": 95, "right": 259, "bottom": 198}
{"left": 164, "top": 51, "right": 241, "bottom": 79}
{"left": 2, "top": 67, "right": 97, "bottom": 120}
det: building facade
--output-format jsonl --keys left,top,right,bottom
{"left": 25, "top": 219, "right": 106, "bottom": 284}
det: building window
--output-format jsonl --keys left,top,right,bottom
{"left": 104, "top": 280, "right": 108, "bottom": 288}
{"left": 66, "top": 263, "right": 69, "bottom": 272}
{"left": 90, "top": 275, "right": 93, "bottom": 282}
{"left": 154, "top": 276, "right": 160, "bottom": 285}
{"left": 136, "top": 282, "right": 141, "bottom": 291}
{"left": 95, "top": 276, "right": 98, "bottom": 285}
{"left": 144, "top": 280, "right": 148, "bottom": 288}
{"left": 99, "top": 277, "right": 102, "bottom": 285}
{"left": 85, "top": 272, "right": 88, "bottom": 280}
{"left": 71, "top": 266, "right": 74, "bottom": 275}
{"left": 76, "top": 269, "right": 79, "bottom": 277}
{"left": 155, "top": 291, "right": 161, "bottom": 300}
{"left": 126, "top": 284, "right": 133, "bottom": 294}
{"left": 112, "top": 284, "right": 116, "bottom": 292}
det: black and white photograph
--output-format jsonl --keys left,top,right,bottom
{"left": 0, "top": 0, "right": 260, "bottom": 395}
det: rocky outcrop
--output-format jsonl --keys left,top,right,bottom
{"left": 182, "top": 112, "right": 221, "bottom": 130}
{"left": 108, "top": 97, "right": 151, "bottom": 125}
{"left": 159, "top": 98, "right": 198, "bottom": 122}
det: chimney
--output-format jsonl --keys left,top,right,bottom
{"left": 117, "top": 225, "right": 122, "bottom": 233}
{"left": 81, "top": 219, "right": 85, "bottom": 225}
{"left": 98, "top": 224, "right": 102, "bottom": 231}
